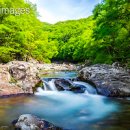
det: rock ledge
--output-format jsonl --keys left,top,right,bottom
{"left": 78, "top": 64, "right": 130, "bottom": 97}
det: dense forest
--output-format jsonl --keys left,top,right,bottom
{"left": 0, "top": 0, "right": 130, "bottom": 66}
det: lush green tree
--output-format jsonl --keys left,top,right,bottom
{"left": 0, "top": 0, "right": 129, "bottom": 66}
{"left": 0, "top": 0, "right": 57, "bottom": 63}
{"left": 45, "top": 16, "right": 95, "bottom": 62}
{"left": 93, "top": 0, "right": 130, "bottom": 64}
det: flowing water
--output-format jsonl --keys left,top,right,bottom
{"left": 0, "top": 71, "right": 130, "bottom": 130}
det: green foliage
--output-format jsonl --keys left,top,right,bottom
{"left": 92, "top": 0, "right": 130, "bottom": 64}
{"left": 0, "top": 0, "right": 57, "bottom": 63}
{"left": 44, "top": 16, "right": 95, "bottom": 62}
{"left": 0, "top": 0, "right": 129, "bottom": 66}
{"left": 43, "top": 0, "right": 129, "bottom": 65}
{"left": 0, "top": 47, "right": 16, "bottom": 63}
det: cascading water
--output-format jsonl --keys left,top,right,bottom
{"left": 73, "top": 81, "right": 97, "bottom": 94}
{"left": 0, "top": 71, "right": 129, "bottom": 130}
{"left": 35, "top": 88, "right": 117, "bottom": 130}
{"left": 34, "top": 71, "right": 118, "bottom": 130}
{"left": 41, "top": 78, "right": 97, "bottom": 95}
{"left": 42, "top": 79, "right": 58, "bottom": 91}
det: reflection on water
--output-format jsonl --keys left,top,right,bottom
{"left": 42, "top": 71, "right": 77, "bottom": 78}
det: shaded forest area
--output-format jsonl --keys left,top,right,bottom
{"left": 0, "top": 0, "right": 130, "bottom": 67}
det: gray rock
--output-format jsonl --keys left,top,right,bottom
{"left": 0, "top": 65, "right": 10, "bottom": 82}
{"left": 15, "top": 114, "right": 40, "bottom": 130}
{"left": 9, "top": 61, "right": 42, "bottom": 93}
{"left": 0, "top": 60, "right": 77, "bottom": 96}
{"left": 14, "top": 114, "right": 62, "bottom": 130}
{"left": 78, "top": 64, "right": 130, "bottom": 97}
{"left": 54, "top": 79, "right": 86, "bottom": 93}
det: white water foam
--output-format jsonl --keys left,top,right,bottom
{"left": 73, "top": 81, "right": 97, "bottom": 94}
{"left": 34, "top": 79, "right": 117, "bottom": 130}
{"left": 43, "top": 79, "right": 58, "bottom": 91}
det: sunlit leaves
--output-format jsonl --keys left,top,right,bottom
{"left": 93, "top": 0, "right": 130, "bottom": 64}
{"left": 0, "top": 0, "right": 58, "bottom": 63}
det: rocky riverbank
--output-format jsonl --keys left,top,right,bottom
{"left": 0, "top": 61, "right": 130, "bottom": 97}
{"left": 78, "top": 64, "right": 130, "bottom": 97}
{"left": 0, "top": 61, "right": 76, "bottom": 97}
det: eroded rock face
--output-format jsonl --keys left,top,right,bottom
{"left": 13, "top": 114, "right": 62, "bottom": 130}
{"left": 0, "top": 61, "right": 42, "bottom": 96}
{"left": 0, "top": 65, "right": 24, "bottom": 96}
{"left": 0, "top": 65, "right": 10, "bottom": 82}
{"left": 78, "top": 64, "right": 130, "bottom": 97}
{"left": 8, "top": 61, "right": 42, "bottom": 94}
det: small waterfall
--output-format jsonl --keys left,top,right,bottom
{"left": 42, "top": 79, "right": 58, "bottom": 91}
{"left": 73, "top": 81, "right": 97, "bottom": 94}
{"left": 33, "top": 71, "right": 118, "bottom": 130}
{"left": 37, "top": 78, "right": 97, "bottom": 95}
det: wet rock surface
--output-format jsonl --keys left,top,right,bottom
{"left": 54, "top": 79, "right": 86, "bottom": 93}
{"left": 12, "top": 114, "right": 62, "bottom": 130}
{"left": 78, "top": 64, "right": 130, "bottom": 97}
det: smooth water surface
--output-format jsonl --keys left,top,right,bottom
{"left": 0, "top": 71, "right": 130, "bottom": 130}
{"left": 42, "top": 71, "right": 77, "bottom": 78}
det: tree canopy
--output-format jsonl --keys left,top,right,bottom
{"left": 0, "top": 0, "right": 129, "bottom": 66}
{"left": 92, "top": 0, "right": 130, "bottom": 64}
{"left": 0, "top": 0, "right": 57, "bottom": 63}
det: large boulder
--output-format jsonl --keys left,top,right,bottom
{"left": 54, "top": 79, "right": 86, "bottom": 93}
{"left": 0, "top": 65, "right": 24, "bottom": 96}
{"left": 78, "top": 64, "right": 130, "bottom": 97}
{"left": 13, "top": 114, "right": 62, "bottom": 130}
{"left": 8, "top": 61, "right": 42, "bottom": 94}
{"left": 0, "top": 61, "right": 43, "bottom": 96}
